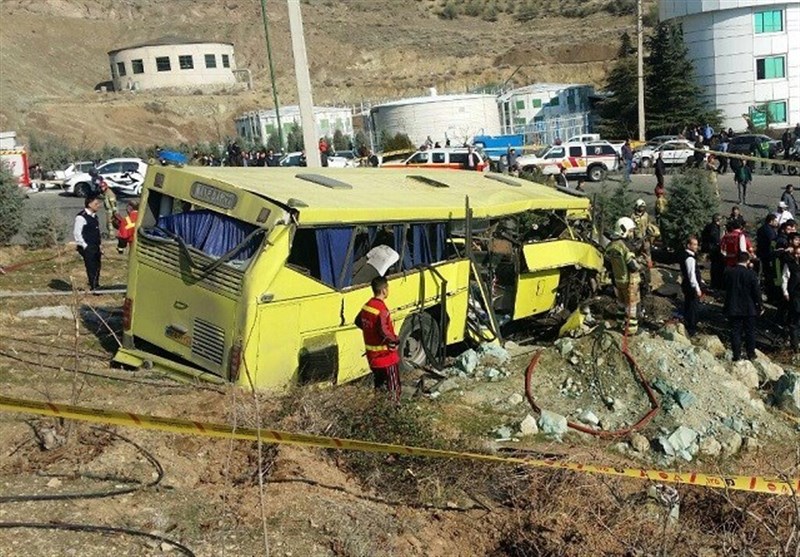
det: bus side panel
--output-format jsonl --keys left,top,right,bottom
{"left": 521, "top": 240, "right": 604, "bottom": 273}
{"left": 249, "top": 303, "right": 301, "bottom": 389}
{"left": 514, "top": 270, "right": 560, "bottom": 319}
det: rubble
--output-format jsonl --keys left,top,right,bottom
{"left": 506, "top": 393, "right": 524, "bottom": 406}
{"left": 578, "top": 409, "right": 600, "bottom": 426}
{"left": 455, "top": 349, "right": 478, "bottom": 374}
{"left": 630, "top": 433, "right": 650, "bottom": 453}
{"left": 693, "top": 335, "right": 725, "bottom": 358}
{"left": 478, "top": 343, "right": 511, "bottom": 366}
{"left": 773, "top": 372, "right": 800, "bottom": 416}
{"left": 730, "top": 360, "right": 759, "bottom": 389}
{"left": 718, "top": 430, "right": 743, "bottom": 456}
{"left": 698, "top": 437, "right": 722, "bottom": 458}
{"left": 17, "top": 305, "right": 74, "bottom": 319}
{"left": 518, "top": 414, "right": 539, "bottom": 436}
{"left": 538, "top": 410, "right": 568, "bottom": 439}
{"left": 752, "top": 359, "right": 784, "bottom": 384}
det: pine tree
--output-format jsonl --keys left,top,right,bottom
{"left": 0, "top": 164, "right": 23, "bottom": 246}
{"left": 597, "top": 34, "right": 639, "bottom": 138}
{"left": 659, "top": 169, "right": 719, "bottom": 251}
{"left": 645, "top": 22, "right": 720, "bottom": 135}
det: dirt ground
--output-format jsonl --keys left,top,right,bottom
{"left": 1, "top": 245, "right": 798, "bottom": 556}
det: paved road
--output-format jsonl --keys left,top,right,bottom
{"left": 12, "top": 169, "right": 800, "bottom": 245}
{"left": 13, "top": 188, "right": 138, "bottom": 245}
{"left": 583, "top": 168, "right": 800, "bottom": 229}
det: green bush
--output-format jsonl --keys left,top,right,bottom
{"left": 0, "top": 163, "right": 24, "bottom": 246}
{"left": 593, "top": 182, "right": 635, "bottom": 238}
{"left": 381, "top": 132, "right": 415, "bottom": 153}
{"left": 440, "top": 0, "right": 458, "bottom": 19}
{"left": 24, "top": 212, "right": 65, "bottom": 249}
{"left": 659, "top": 169, "right": 718, "bottom": 251}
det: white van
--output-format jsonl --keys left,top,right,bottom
{"left": 516, "top": 142, "right": 619, "bottom": 182}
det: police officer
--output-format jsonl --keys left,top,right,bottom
{"left": 606, "top": 217, "right": 641, "bottom": 335}
{"left": 355, "top": 276, "right": 401, "bottom": 401}
{"left": 73, "top": 197, "right": 103, "bottom": 291}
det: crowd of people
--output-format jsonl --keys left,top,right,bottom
{"left": 604, "top": 176, "right": 800, "bottom": 361}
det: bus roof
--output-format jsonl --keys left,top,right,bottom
{"left": 168, "top": 167, "right": 590, "bottom": 225}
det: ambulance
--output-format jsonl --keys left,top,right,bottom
{"left": 515, "top": 141, "right": 619, "bottom": 182}
{"left": 0, "top": 131, "right": 31, "bottom": 188}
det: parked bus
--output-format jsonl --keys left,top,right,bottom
{"left": 114, "top": 167, "right": 603, "bottom": 389}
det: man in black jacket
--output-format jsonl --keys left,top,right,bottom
{"left": 756, "top": 214, "right": 779, "bottom": 302}
{"left": 701, "top": 213, "right": 724, "bottom": 288}
{"left": 73, "top": 197, "right": 103, "bottom": 291}
{"left": 724, "top": 252, "right": 762, "bottom": 361}
{"left": 679, "top": 236, "right": 704, "bottom": 336}
{"left": 781, "top": 245, "right": 800, "bottom": 356}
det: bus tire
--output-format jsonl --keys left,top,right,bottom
{"left": 587, "top": 164, "right": 606, "bottom": 182}
{"left": 398, "top": 312, "right": 440, "bottom": 373}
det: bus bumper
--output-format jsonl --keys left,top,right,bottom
{"left": 113, "top": 347, "right": 227, "bottom": 386}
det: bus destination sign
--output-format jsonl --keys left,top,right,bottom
{"left": 190, "top": 182, "right": 238, "bottom": 210}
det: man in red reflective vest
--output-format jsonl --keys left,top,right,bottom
{"left": 115, "top": 200, "right": 139, "bottom": 254}
{"left": 355, "top": 276, "right": 401, "bottom": 401}
{"left": 720, "top": 220, "right": 752, "bottom": 268}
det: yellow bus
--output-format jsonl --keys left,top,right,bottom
{"left": 114, "top": 167, "right": 603, "bottom": 389}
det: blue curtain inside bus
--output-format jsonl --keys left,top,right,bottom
{"left": 316, "top": 227, "right": 354, "bottom": 289}
{"left": 156, "top": 210, "right": 259, "bottom": 260}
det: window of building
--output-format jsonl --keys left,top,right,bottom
{"left": 205, "top": 54, "right": 217, "bottom": 68}
{"left": 768, "top": 100, "right": 787, "bottom": 123}
{"left": 116, "top": 62, "right": 126, "bottom": 77}
{"left": 222, "top": 54, "right": 230, "bottom": 68}
{"left": 756, "top": 56, "right": 786, "bottom": 79}
{"left": 156, "top": 56, "right": 171, "bottom": 72}
{"left": 132, "top": 59, "right": 144, "bottom": 74}
{"left": 179, "top": 55, "right": 194, "bottom": 70}
{"left": 550, "top": 96, "right": 560, "bottom": 106}
{"left": 532, "top": 98, "right": 542, "bottom": 109}
{"left": 754, "top": 9, "right": 783, "bottom": 33}
{"left": 515, "top": 99, "right": 525, "bottom": 111}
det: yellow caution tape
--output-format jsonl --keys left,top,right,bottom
{"left": 688, "top": 146, "right": 800, "bottom": 168}
{"left": 0, "top": 395, "right": 797, "bottom": 496}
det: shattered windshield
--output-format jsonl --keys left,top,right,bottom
{"left": 140, "top": 192, "right": 264, "bottom": 270}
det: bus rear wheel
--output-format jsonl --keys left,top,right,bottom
{"left": 398, "top": 312, "right": 440, "bottom": 373}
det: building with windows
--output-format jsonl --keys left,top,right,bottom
{"left": 660, "top": 0, "right": 800, "bottom": 130}
{"left": 108, "top": 36, "right": 237, "bottom": 91}
{"left": 235, "top": 106, "right": 354, "bottom": 145}
{"left": 497, "top": 84, "right": 594, "bottom": 145}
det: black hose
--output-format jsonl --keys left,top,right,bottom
{"left": 0, "top": 522, "right": 194, "bottom": 557}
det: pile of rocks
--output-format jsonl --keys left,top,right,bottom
{"left": 429, "top": 343, "right": 514, "bottom": 398}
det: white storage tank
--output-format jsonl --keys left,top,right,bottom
{"left": 370, "top": 91, "right": 501, "bottom": 148}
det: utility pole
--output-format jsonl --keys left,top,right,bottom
{"left": 259, "top": 0, "right": 284, "bottom": 150}
{"left": 287, "top": 0, "right": 321, "bottom": 167}
{"left": 637, "top": 0, "right": 646, "bottom": 142}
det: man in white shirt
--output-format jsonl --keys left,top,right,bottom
{"left": 679, "top": 236, "right": 704, "bottom": 336}
{"left": 73, "top": 197, "right": 103, "bottom": 291}
{"left": 775, "top": 201, "right": 794, "bottom": 226}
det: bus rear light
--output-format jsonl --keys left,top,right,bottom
{"left": 229, "top": 340, "right": 243, "bottom": 381}
{"left": 122, "top": 297, "right": 133, "bottom": 330}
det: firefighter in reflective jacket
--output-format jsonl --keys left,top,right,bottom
{"left": 606, "top": 217, "right": 642, "bottom": 335}
{"left": 355, "top": 276, "right": 401, "bottom": 401}
{"left": 115, "top": 200, "right": 139, "bottom": 254}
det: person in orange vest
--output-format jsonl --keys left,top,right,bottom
{"left": 355, "top": 276, "right": 401, "bottom": 401}
{"left": 115, "top": 200, "right": 139, "bottom": 254}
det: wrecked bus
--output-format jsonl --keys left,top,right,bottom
{"left": 114, "top": 167, "right": 603, "bottom": 389}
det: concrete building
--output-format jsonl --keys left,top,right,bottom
{"left": 369, "top": 91, "right": 501, "bottom": 148}
{"left": 108, "top": 36, "right": 237, "bottom": 92}
{"left": 235, "top": 106, "right": 354, "bottom": 144}
{"left": 660, "top": 0, "right": 800, "bottom": 131}
{"left": 498, "top": 84, "right": 594, "bottom": 145}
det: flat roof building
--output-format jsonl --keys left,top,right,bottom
{"left": 660, "top": 0, "right": 800, "bottom": 130}
{"left": 235, "top": 106, "right": 354, "bottom": 144}
{"left": 108, "top": 36, "right": 237, "bottom": 92}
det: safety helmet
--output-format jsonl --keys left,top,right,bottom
{"left": 635, "top": 198, "right": 646, "bottom": 208}
{"left": 615, "top": 217, "right": 636, "bottom": 238}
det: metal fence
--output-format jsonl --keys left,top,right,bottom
{"left": 503, "top": 113, "right": 591, "bottom": 146}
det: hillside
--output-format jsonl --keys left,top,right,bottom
{"left": 0, "top": 0, "right": 655, "bottom": 148}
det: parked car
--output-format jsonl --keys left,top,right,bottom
{"left": 64, "top": 158, "right": 148, "bottom": 197}
{"left": 51, "top": 160, "right": 95, "bottom": 182}
{"left": 516, "top": 141, "right": 619, "bottom": 182}
{"left": 279, "top": 152, "right": 306, "bottom": 167}
{"left": 381, "top": 147, "right": 489, "bottom": 171}
{"left": 633, "top": 140, "right": 704, "bottom": 168}
{"left": 727, "top": 134, "right": 779, "bottom": 157}
{"left": 565, "top": 134, "right": 625, "bottom": 156}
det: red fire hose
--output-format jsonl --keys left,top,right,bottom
{"left": 524, "top": 325, "right": 660, "bottom": 438}
{"left": 0, "top": 252, "right": 63, "bottom": 274}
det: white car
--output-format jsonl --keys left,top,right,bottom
{"left": 633, "top": 140, "right": 704, "bottom": 168}
{"left": 51, "top": 160, "right": 95, "bottom": 182}
{"left": 64, "top": 158, "right": 148, "bottom": 197}
{"left": 516, "top": 141, "right": 619, "bottom": 182}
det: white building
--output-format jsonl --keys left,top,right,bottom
{"left": 497, "top": 84, "right": 594, "bottom": 144}
{"left": 235, "top": 106, "right": 354, "bottom": 145}
{"left": 660, "top": 0, "right": 800, "bottom": 131}
{"left": 108, "top": 36, "right": 237, "bottom": 92}
{"left": 369, "top": 91, "right": 501, "bottom": 148}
